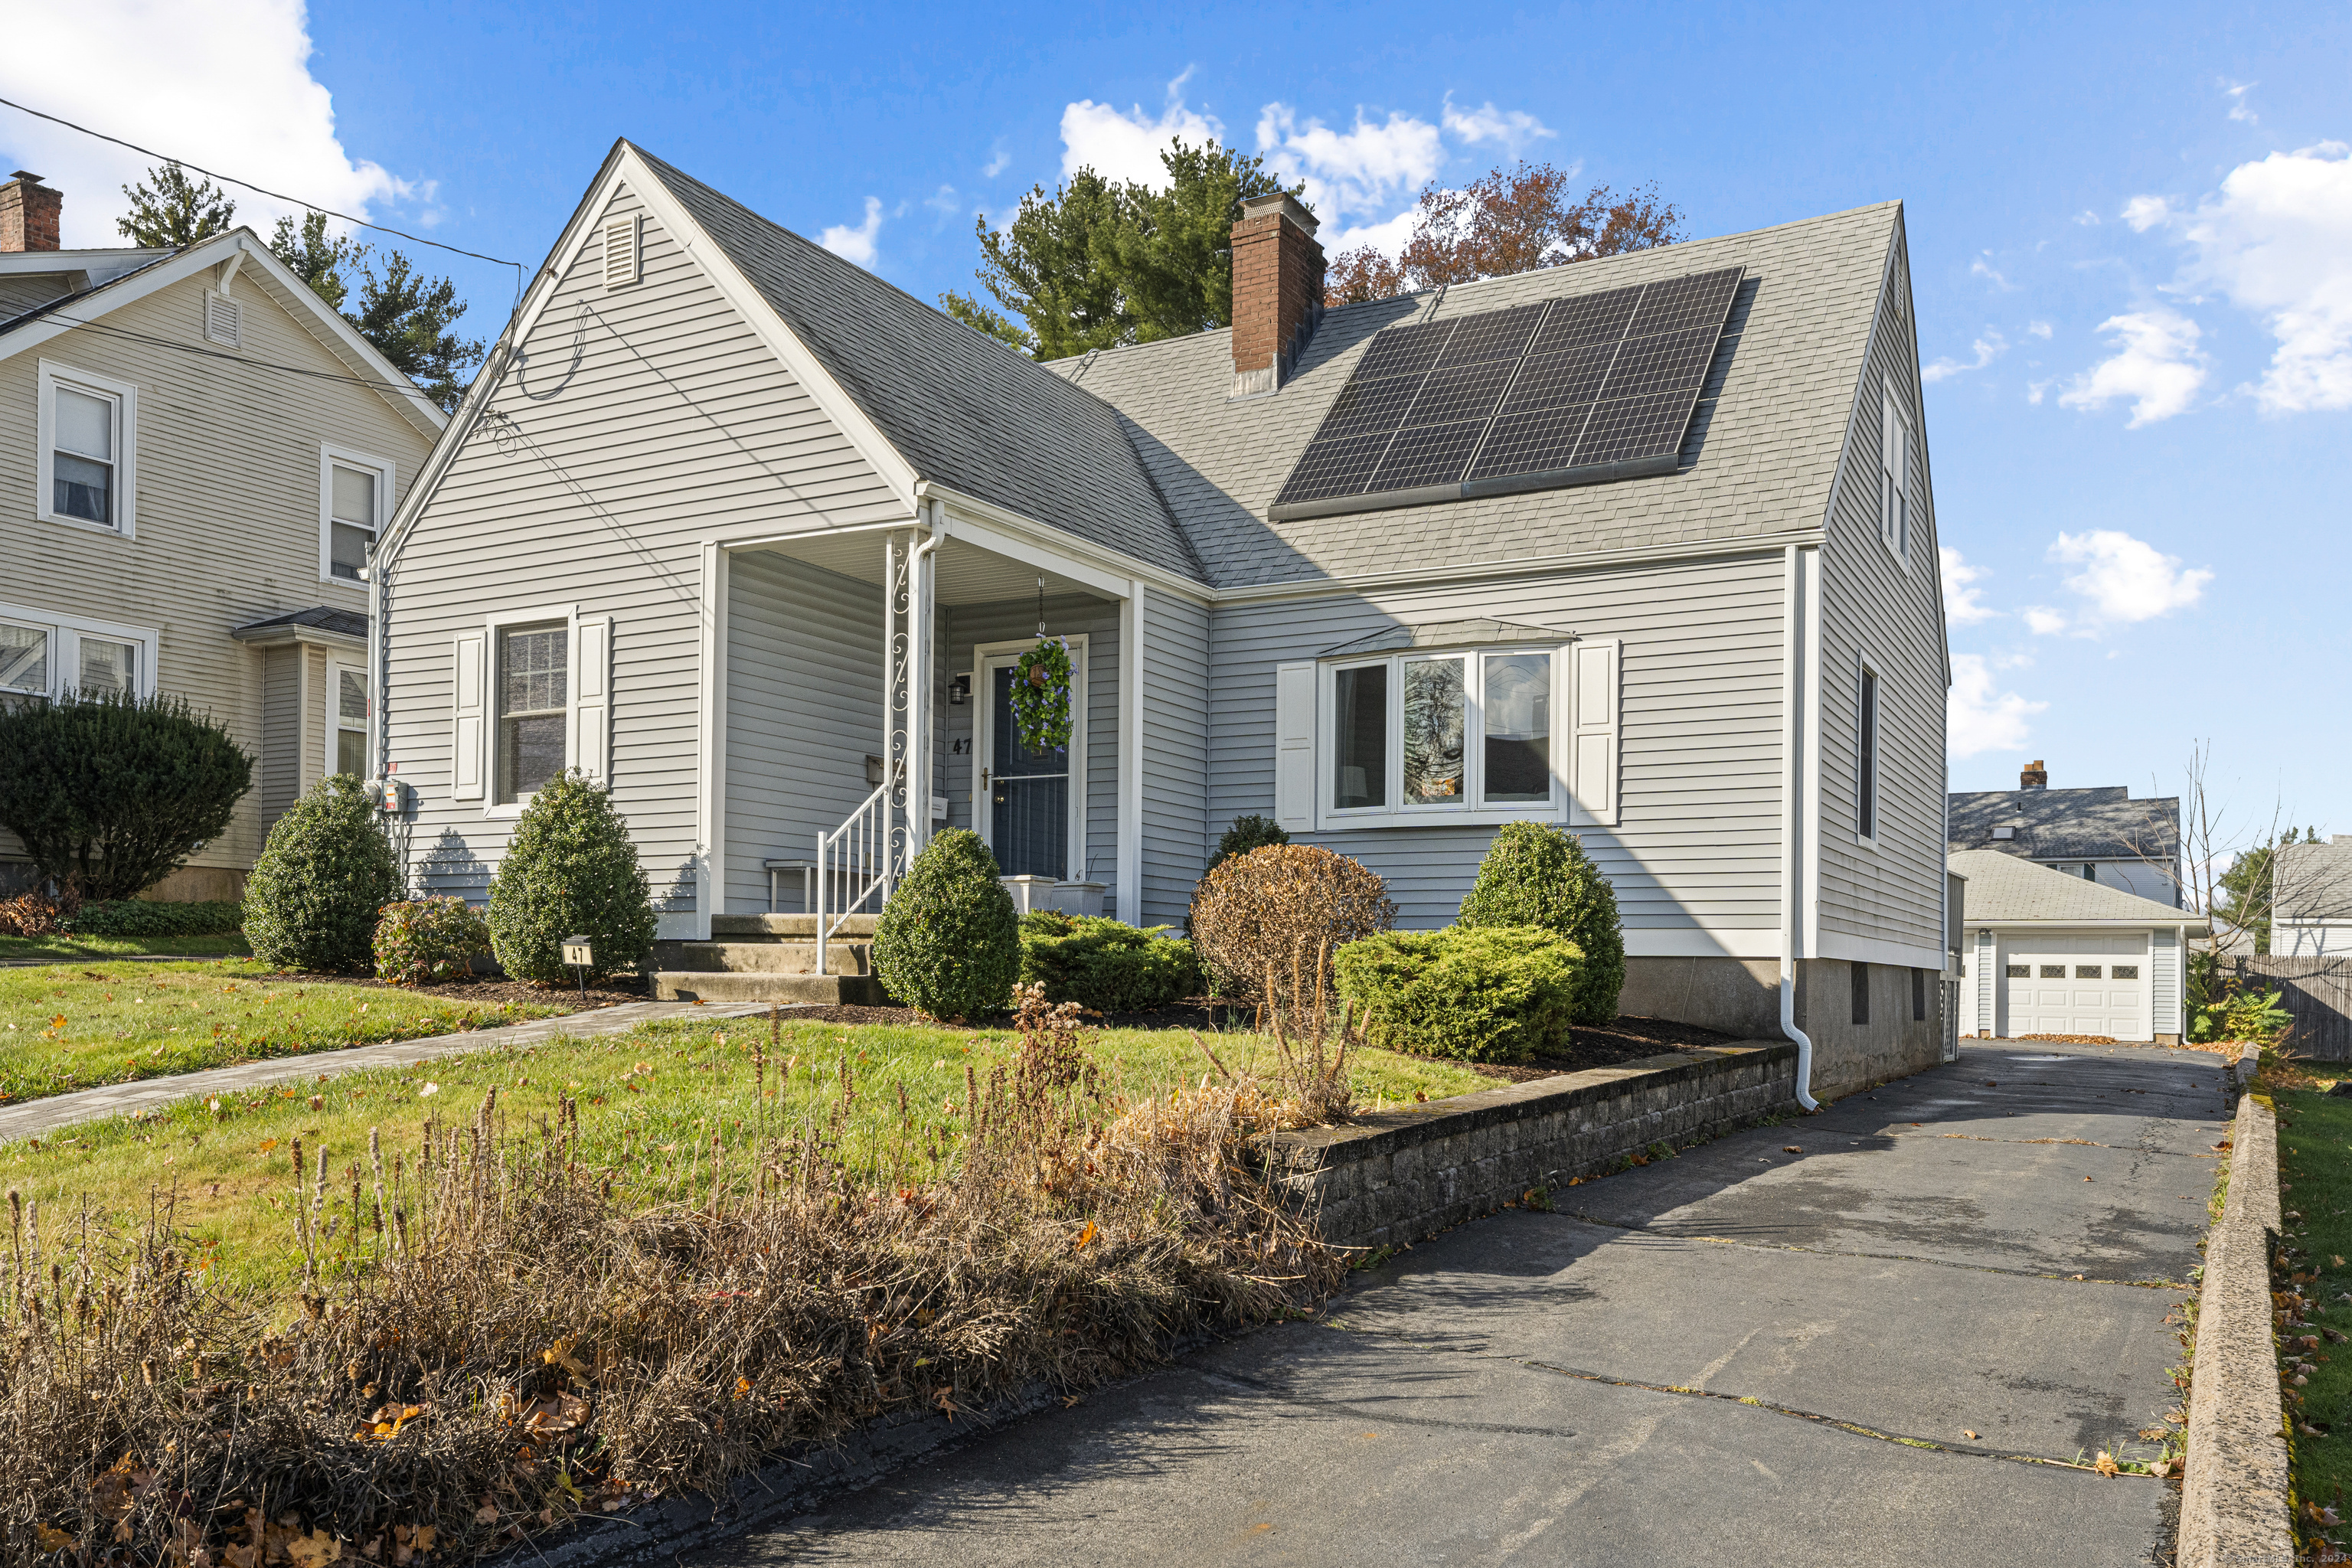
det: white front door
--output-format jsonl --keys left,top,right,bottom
{"left": 973, "top": 639, "right": 1087, "bottom": 880}
{"left": 1996, "top": 930, "right": 2151, "bottom": 1040}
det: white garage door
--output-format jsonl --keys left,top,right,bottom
{"left": 1998, "top": 932, "right": 2151, "bottom": 1040}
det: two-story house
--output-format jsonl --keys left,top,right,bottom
{"left": 1948, "top": 760, "right": 2181, "bottom": 906}
{"left": 0, "top": 172, "right": 443, "bottom": 897}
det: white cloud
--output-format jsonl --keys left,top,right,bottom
{"left": 1439, "top": 96, "right": 1554, "bottom": 159}
{"left": 2023, "top": 606, "right": 2070, "bottom": 636}
{"left": 819, "top": 197, "right": 884, "bottom": 266}
{"left": 2057, "top": 307, "right": 2208, "bottom": 424}
{"left": 2145, "top": 141, "right": 2352, "bottom": 413}
{"left": 1948, "top": 654, "right": 2047, "bottom": 758}
{"left": 1939, "top": 547, "right": 1999, "bottom": 626}
{"left": 2026, "top": 378, "right": 2053, "bottom": 405}
{"left": 2075, "top": 209, "right": 2102, "bottom": 226}
{"left": 2122, "top": 194, "right": 2173, "bottom": 232}
{"left": 982, "top": 144, "right": 1011, "bottom": 179}
{"left": 1326, "top": 205, "right": 1422, "bottom": 259}
{"left": 1923, "top": 329, "right": 2009, "bottom": 383}
{"left": 2049, "top": 528, "right": 2213, "bottom": 626}
{"left": 2027, "top": 319, "right": 2053, "bottom": 339}
{"left": 1255, "top": 102, "right": 1446, "bottom": 222}
{"left": 923, "top": 185, "right": 959, "bottom": 215}
{"left": 2225, "top": 80, "right": 2259, "bottom": 124}
{"left": 1969, "top": 256, "right": 2016, "bottom": 290}
{"left": 1059, "top": 69, "right": 1223, "bottom": 188}
{"left": 0, "top": 0, "right": 423, "bottom": 249}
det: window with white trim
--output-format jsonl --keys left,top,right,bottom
{"left": 321, "top": 447, "right": 391, "bottom": 583}
{"left": 495, "top": 623, "right": 568, "bottom": 803}
{"left": 0, "top": 601, "right": 156, "bottom": 703}
{"left": 1880, "top": 387, "right": 1911, "bottom": 561}
{"left": 452, "top": 609, "right": 609, "bottom": 809}
{"left": 331, "top": 660, "right": 368, "bottom": 777}
{"left": 37, "top": 361, "right": 137, "bottom": 534}
{"left": 1856, "top": 661, "right": 1880, "bottom": 843}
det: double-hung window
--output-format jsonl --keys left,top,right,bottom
{"left": 37, "top": 361, "right": 137, "bottom": 534}
{"left": 1880, "top": 387, "right": 1911, "bottom": 561}
{"left": 495, "top": 623, "right": 568, "bottom": 803}
{"left": 331, "top": 661, "right": 369, "bottom": 776}
{"left": 321, "top": 448, "right": 391, "bottom": 583}
{"left": 0, "top": 601, "right": 156, "bottom": 703}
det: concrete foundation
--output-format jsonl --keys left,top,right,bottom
{"left": 1793, "top": 956, "right": 1946, "bottom": 1101}
{"left": 1619, "top": 956, "right": 1784, "bottom": 1037}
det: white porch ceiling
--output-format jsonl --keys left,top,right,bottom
{"left": 739, "top": 533, "right": 1116, "bottom": 607}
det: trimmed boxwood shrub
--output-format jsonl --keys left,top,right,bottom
{"left": 375, "top": 896, "right": 494, "bottom": 985}
{"left": 872, "top": 829, "right": 1021, "bottom": 1021}
{"left": 485, "top": 771, "right": 656, "bottom": 985}
{"left": 1334, "top": 926, "right": 1582, "bottom": 1063}
{"left": 1188, "top": 843, "right": 1395, "bottom": 1001}
{"left": 1457, "top": 822, "right": 1626, "bottom": 1025}
{"left": 1018, "top": 910, "right": 1202, "bottom": 1012}
{"left": 243, "top": 776, "right": 402, "bottom": 973}
{"left": 67, "top": 898, "right": 244, "bottom": 937}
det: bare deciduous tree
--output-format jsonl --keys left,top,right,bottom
{"left": 1325, "top": 164, "right": 1684, "bottom": 305}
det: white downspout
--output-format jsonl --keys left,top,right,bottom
{"left": 1780, "top": 544, "right": 1819, "bottom": 1111}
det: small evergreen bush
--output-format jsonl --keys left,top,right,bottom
{"left": 67, "top": 899, "right": 243, "bottom": 937}
{"left": 243, "top": 776, "right": 402, "bottom": 973}
{"left": 1457, "top": 822, "right": 1626, "bottom": 1025}
{"left": 1210, "top": 813, "right": 1289, "bottom": 871}
{"left": 1334, "top": 926, "right": 1582, "bottom": 1063}
{"left": 485, "top": 771, "right": 655, "bottom": 985}
{"left": 872, "top": 829, "right": 1021, "bottom": 1020}
{"left": 1018, "top": 910, "right": 1201, "bottom": 1012}
{"left": 374, "top": 896, "right": 494, "bottom": 985}
{"left": 1188, "top": 843, "right": 1395, "bottom": 1001}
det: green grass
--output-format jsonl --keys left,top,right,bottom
{"left": 2, "top": 1015, "right": 1494, "bottom": 1295}
{"left": 0, "top": 960, "right": 564, "bottom": 1106}
{"left": 0, "top": 932, "right": 251, "bottom": 962}
{"left": 2273, "top": 1086, "right": 2352, "bottom": 1515}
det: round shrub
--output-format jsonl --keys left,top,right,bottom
{"left": 871, "top": 828, "right": 1020, "bottom": 1020}
{"left": 1018, "top": 910, "right": 1202, "bottom": 1012}
{"left": 374, "top": 896, "right": 493, "bottom": 985}
{"left": 485, "top": 771, "right": 656, "bottom": 985}
{"left": 1210, "top": 813, "right": 1289, "bottom": 871}
{"left": 1188, "top": 843, "right": 1395, "bottom": 1001}
{"left": 1457, "top": 822, "right": 1626, "bottom": 1026}
{"left": 1334, "top": 926, "right": 1582, "bottom": 1063}
{"left": 242, "top": 775, "right": 401, "bottom": 973}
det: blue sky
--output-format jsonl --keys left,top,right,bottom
{"left": 8, "top": 2, "right": 2349, "bottom": 853}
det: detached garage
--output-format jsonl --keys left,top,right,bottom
{"left": 1950, "top": 849, "right": 2207, "bottom": 1046}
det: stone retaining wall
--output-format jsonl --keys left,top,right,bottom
{"left": 1258, "top": 1042, "right": 1801, "bottom": 1250}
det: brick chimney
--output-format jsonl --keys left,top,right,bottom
{"left": 2020, "top": 760, "right": 2047, "bottom": 791}
{"left": 1229, "top": 191, "right": 1323, "bottom": 399}
{"left": 0, "top": 172, "right": 61, "bottom": 253}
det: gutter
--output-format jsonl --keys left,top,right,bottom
{"left": 1779, "top": 542, "right": 1818, "bottom": 1111}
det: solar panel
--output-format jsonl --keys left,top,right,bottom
{"left": 1269, "top": 263, "right": 1743, "bottom": 521}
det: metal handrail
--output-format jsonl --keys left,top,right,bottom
{"left": 815, "top": 776, "right": 897, "bottom": 976}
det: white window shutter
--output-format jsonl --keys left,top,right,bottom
{"left": 1570, "top": 639, "right": 1620, "bottom": 827}
{"left": 1273, "top": 661, "right": 1316, "bottom": 831}
{"left": 571, "top": 616, "right": 612, "bottom": 783}
{"left": 452, "top": 634, "right": 486, "bottom": 801}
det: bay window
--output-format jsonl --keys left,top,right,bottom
{"left": 1323, "top": 643, "right": 1566, "bottom": 822}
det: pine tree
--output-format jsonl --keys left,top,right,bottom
{"left": 116, "top": 162, "right": 237, "bottom": 248}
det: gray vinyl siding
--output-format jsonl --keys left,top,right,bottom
{"left": 721, "top": 552, "right": 887, "bottom": 910}
{"left": 940, "top": 593, "right": 1122, "bottom": 909}
{"left": 257, "top": 645, "right": 302, "bottom": 823}
{"left": 1141, "top": 591, "right": 1210, "bottom": 925}
{"left": 2152, "top": 928, "right": 2182, "bottom": 1035}
{"left": 1207, "top": 550, "right": 1788, "bottom": 932}
{"left": 386, "top": 181, "right": 903, "bottom": 906}
{"left": 0, "top": 267, "right": 428, "bottom": 873}
{"left": 1814, "top": 224, "right": 1949, "bottom": 961}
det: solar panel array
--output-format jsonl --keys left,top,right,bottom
{"left": 1270, "top": 266, "right": 1744, "bottom": 518}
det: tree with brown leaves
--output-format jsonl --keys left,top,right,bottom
{"left": 1325, "top": 163, "right": 1684, "bottom": 305}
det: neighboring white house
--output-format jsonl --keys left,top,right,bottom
{"left": 2275, "top": 836, "right": 2352, "bottom": 956}
{"left": 1948, "top": 760, "right": 2181, "bottom": 907}
{"left": 372, "top": 141, "right": 1955, "bottom": 1101}
{"left": 1951, "top": 848, "right": 2207, "bottom": 1044}
{"left": 0, "top": 172, "right": 444, "bottom": 896}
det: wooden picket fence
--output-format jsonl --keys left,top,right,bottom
{"left": 2235, "top": 955, "right": 2352, "bottom": 1060}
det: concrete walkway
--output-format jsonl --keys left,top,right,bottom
{"left": 0, "top": 998, "right": 770, "bottom": 1145}
{"left": 692, "top": 1040, "right": 2230, "bottom": 1566}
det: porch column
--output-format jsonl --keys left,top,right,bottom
{"left": 1117, "top": 582, "right": 1143, "bottom": 925}
{"left": 907, "top": 504, "right": 937, "bottom": 853}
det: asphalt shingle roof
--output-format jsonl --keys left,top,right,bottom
{"left": 1949, "top": 850, "right": 2207, "bottom": 929}
{"left": 1947, "top": 786, "right": 2181, "bottom": 864}
{"left": 232, "top": 606, "right": 371, "bottom": 639}
{"left": 2276, "top": 838, "right": 2352, "bottom": 923}
{"left": 1054, "top": 203, "right": 1903, "bottom": 590}
{"left": 635, "top": 150, "right": 1205, "bottom": 584}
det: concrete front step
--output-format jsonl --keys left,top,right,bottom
{"left": 712, "top": 913, "right": 879, "bottom": 938}
{"left": 652, "top": 971, "right": 890, "bottom": 1005}
{"left": 662, "top": 939, "right": 872, "bottom": 976}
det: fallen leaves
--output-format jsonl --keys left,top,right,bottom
{"left": 1073, "top": 1220, "right": 1098, "bottom": 1250}
{"left": 1963, "top": 1429, "right": 1979, "bottom": 1439}
{"left": 2092, "top": 1450, "right": 2119, "bottom": 1478}
{"left": 1782, "top": 1146, "right": 1803, "bottom": 1155}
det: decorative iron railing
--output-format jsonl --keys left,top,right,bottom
{"left": 815, "top": 772, "right": 897, "bottom": 976}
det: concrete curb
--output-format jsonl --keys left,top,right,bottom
{"left": 2177, "top": 1092, "right": 2293, "bottom": 1568}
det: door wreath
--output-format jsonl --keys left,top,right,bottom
{"left": 1010, "top": 637, "right": 1073, "bottom": 753}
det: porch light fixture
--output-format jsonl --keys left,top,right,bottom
{"left": 949, "top": 671, "right": 971, "bottom": 706}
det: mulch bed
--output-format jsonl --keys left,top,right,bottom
{"left": 258, "top": 970, "right": 654, "bottom": 1012}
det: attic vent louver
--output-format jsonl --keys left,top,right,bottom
{"left": 203, "top": 292, "right": 240, "bottom": 348}
{"left": 603, "top": 215, "right": 641, "bottom": 290}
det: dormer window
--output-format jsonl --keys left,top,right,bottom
{"left": 1992, "top": 825, "right": 2014, "bottom": 840}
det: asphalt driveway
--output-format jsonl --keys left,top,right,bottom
{"left": 694, "top": 1040, "right": 2231, "bottom": 1566}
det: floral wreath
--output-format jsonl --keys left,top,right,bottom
{"left": 1010, "top": 636, "right": 1073, "bottom": 753}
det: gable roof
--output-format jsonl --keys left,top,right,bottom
{"left": 1948, "top": 785, "right": 2180, "bottom": 864}
{"left": 629, "top": 149, "right": 1204, "bottom": 583}
{"left": 1949, "top": 849, "right": 2206, "bottom": 929}
{"left": 1054, "top": 203, "right": 1903, "bottom": 590}
{"left": 2277, "top": 838, "right": 2352, "bottom": 923}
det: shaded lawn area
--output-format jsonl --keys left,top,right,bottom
{"left": 2276, "top": 1085, "right": 2352, "bottom": 1529}
{"left": 0, "top": 960, "right": 564, "bottom": 1105}
{"left": 4, "top": 1014, "right": 1494, "bottom": 1295}
{"left": 0, "top": 932, "right": 251, "bottom": 962}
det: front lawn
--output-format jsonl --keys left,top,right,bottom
{"left": 0, "top": 932, "right": 251, "bottom": 962}
{"left": 0, "top": 960, "right": 564, "bottom": 1105}
{"left": 5, "top": 1014, "right": 1494, "bottom": 1295}
{"left": 2272, "top": 1083, "right": 2352, "bottom": 1541}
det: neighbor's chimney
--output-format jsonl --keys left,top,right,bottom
{"left": 1230, "top": 191, "right": 1324, "bottom": 399}
{"left": 0, "top": 172, "right": 61, "bottom": 253}
{"left": 2020, "top": 760, "right": 2047, "bottom": 791}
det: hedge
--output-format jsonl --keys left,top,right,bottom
{"left": 1018, "top": 911, "right": 1201, "bottom": 1013}
{"left": 1334, "top": 925, "right": 1582, "bottom": 1063}
{"left": 65, "top": 899, "right": 245, "bottom": 938}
